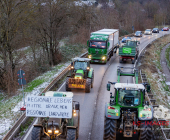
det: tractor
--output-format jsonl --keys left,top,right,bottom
{"left": 104, "top": 67, "right": 154, "bottom": 140}
{"left": 31, "top": 91, "right": 80, "bottom": 140}
{"left": 66, "top": 58, "right": 94, "bottom": 93}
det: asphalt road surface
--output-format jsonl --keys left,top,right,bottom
{"left": 25, "top": 31, "right": 170, "bottom": 140}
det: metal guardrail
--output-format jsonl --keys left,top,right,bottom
{"left": 140, "top": 70, "right": 170, "bottom": 140}
{"left": 2, "top": 52, "right": 88, "bottom": 140}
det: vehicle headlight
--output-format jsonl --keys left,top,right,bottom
{"left": 54, "top": 130, "right": 59, "bottom": 134}
{"left": 88, "top": 55, "right": 91, "bottom": 59}
{"left": 48, "top": 130, "right": 52, "bottom": 133}
{"left": 102, "top": 56, "right": 106, "bottom": 60}
{"left": 87, "top": 67, "right": 90, "bottom": 70}
{"left": 71, "top": 66, "right": 74, "bottom": 69}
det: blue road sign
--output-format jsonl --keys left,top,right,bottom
{"left": 17, "top": 69, "right": 26, "bottom": 85}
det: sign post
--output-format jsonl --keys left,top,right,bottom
{"left": 132, "top": 26, "right": 134, "bottom": 33}
{"left": 17, "top": 69, "right": 26, "bottom": 111}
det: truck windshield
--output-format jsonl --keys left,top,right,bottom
{"left": 74, "top": 62, "right": 87, "bottom": 70}
{"left": 126, "top": 41, "right": 136, "bottom": 46}
{"left": 118, "top": 89, "right": 141, "bottom": 106}
{"left": 89, "top": 41, "right": 106, "bottom": 49}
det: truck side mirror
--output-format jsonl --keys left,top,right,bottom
{"left": 107, "top": 42, "right": 110, "bottom": 47}
{"left": 87, "top": 40, "right": 89, "bottom": 46}
{"left": 145, "top": 101, "right": 149, "bottom": 106}
{"left": 107, "top": 83, "right": 111, "bottom": 91}
{"left": 71, "top": 62, "right": 73, "bottom": 66}
{"left": 138, "top": 41, "right": 140, "bottom": 44}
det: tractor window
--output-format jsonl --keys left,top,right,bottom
{"left": 118, "top": 89, "right": 141, "bottom": 106}
{"left": 89, "top": 41, "right": 106, "bottom": 49}
{"left": 126, "top": 41, "right": 136, "bottom": 46}
{"left": 74, "top": 62, "right": 87, "bottom": 70}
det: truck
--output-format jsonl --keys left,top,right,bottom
{"left": 66, "top": 58, "right": 94, "bottom": 93}
{"left": 87, "top": 29, "right": 119, "bottom": 64}
{"left": 104, "top": 67, "right": 153, "bottom": 140}
{"left": 119, "top": 40, "right": 140, "bottom": 64}
{"left": 29, "top": 91, "right": 80, "bottom": 140}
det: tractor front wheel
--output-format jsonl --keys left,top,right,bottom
{"left": 31, "top": 127, "right": 42, "bottom": 140}
{"left": 66, "top": 129, "right": 77, "bottom": 140}
{"left": 139, "top": 121, "right": 153, "bottom": 140}
{"left": 103, "top": 117, "right": 116, "bottom": 140}
{"left": 85, "top": 78, "right": 91, "bottom": 93}
{"left": 66, "top": 77, "right": 71, "bottom": 91}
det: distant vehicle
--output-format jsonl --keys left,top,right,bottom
{"left": 152, "top": 28, "right": 159, "bottom": 33}
{"left": 144, "top": 29, "right": 152, "bottom": 35}
{"left": 122, "top": 37, "right": 131, "bottom": 43}
{"left": 162, "top": 27, "right": 169, "bottom": 31}
{"left": 134, "top": 31, "right": 142, "bottom": 37}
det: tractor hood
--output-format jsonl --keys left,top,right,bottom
{"left": 75, "top": 70, "right": 84, "bottom": 79}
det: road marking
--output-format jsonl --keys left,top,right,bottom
{"left": 57, "top": 81, "right": 66, "bottom": 91}
{"left": 23, "top": 118, "right": 38, "bottom": 140}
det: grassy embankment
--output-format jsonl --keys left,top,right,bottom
{"left": 138, "top": 34, "right": 170, "bottom": 108}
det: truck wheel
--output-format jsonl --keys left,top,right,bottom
{"left": 91, "top": 71, "right": 94, "bottom": 88}
{"left": 31, "top": 127, "right": 42, "bottom": 140}
{"left": 119, "top": 58, "right": 123, "bottom": 63}
{"left": 66, "top": 77, "right": 71, "bottom": 91}
{"left": 132, "top": 58, "right": 135, "bottom": 64}
{"left": 103, "top": 117, "right": 116, "bottom": 140}
{"left": 66, "top": 129, "right": 77, "bottom": 140}
{"left": 85, "top": 78, "right": 91, "bottom": 93}
{"left": 139, "top": 121, "right": 153, "bottom": 140}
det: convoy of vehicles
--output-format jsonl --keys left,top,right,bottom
{"left": 119, "top": 40, "right": 140, "bottom": 64}
{"left": 31, "top": 92, "right": 80, "bottom": 140}
{"left": 104, "top": 67, "right": 153, "bottom": 140}
{"left": 87, "top": 29, "right": 119, "bottom": 64}
{"left": 66, "top": 58, "right": 94, "bottom": 93}
{"left": 134, "top": 31, "right": 142, "bottom": 37}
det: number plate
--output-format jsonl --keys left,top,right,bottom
{"left": 94, "top": 60, "right": 99, "bottom": 62}
{"left": 72, "top": 84, "right": 85, "bottom": 88}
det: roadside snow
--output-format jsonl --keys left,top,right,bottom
{"left": 0, "top": 62, "right": 70, "bottom": 139}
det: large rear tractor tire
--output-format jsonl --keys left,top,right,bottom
{"left": 91, "top": 71, "right": 94, "bottom": 88}
{"left": 139, "top": 121, "right": 153, "bottom": 140}
{"left": 66, "top": 77, "right": 71, "bottom": 91}
{"left": 31, "top": 127, "right": 42, "bottom": 140}
{"left": 85, "top": 78, "right": 91, "bottom": 93}
{"left": 66, "top": 129, "right": 77, "bottom": 140}
{"left": 103, "top": 117, "right": 116, "bottom": 140}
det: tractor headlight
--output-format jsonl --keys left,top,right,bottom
{"left": 54, "top": 130, "right": 59, "bottom": 134}
{"left": 87, "top": 67, "right": 90, "bottom": 70}
{"left": 48, "top": 130, "right": 52, "bottom": 133}
{"left": 73, "top": 110, "right": 77, "bottom": 116}
{"left": 102, "top": 56, "right": 106, "bottom": 60}
{"left": 71, "top": 66, "right": 74, "bottom": 69}
{"left": 88, "top": 55, "right": 92, "bottom": 59}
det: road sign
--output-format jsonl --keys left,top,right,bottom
{"left": 17, "top": 69, "right": 26, "bottom": 85}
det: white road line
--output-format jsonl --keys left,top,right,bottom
{"left": 57, "top": 81, "right": 66, "bottom": 91}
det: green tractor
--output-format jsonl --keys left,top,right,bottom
{"left": 104, "top": 67, "right": 153, "bottom": 140}
{"left": 66, "top": 58, "right": 94, "bottom": 93}
{"left": 119, "top": 40, "right": 140, "bottom": 64}
{"left": 31, "top": 92, "right": 80, "bottom": 140}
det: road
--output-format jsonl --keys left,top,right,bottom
{"left": 25, "top": 31, "right": 170, "bottom": 140}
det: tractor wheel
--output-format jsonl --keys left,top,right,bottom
{"left": 66, "top": 77, "right": 71, "bottom": 91}
{"left": 103, "top": 117, "right": 116, "bottom": 140}
{"left": 119, "top": 58, "right": 123, "bottom": 63}
{"left": 31, "top": 127, "right": 42, "bottom": 140}
{"left": 66, "top": 129, "right": 77, "bottom": 140}
{"left": 139, "top": 121, "right": 153, "bottom": 140}
{"left": 85, "top": 78, "right": 91, "bottom": 93}
{"left": 91, "top": 71, "right": 94, "bottom": 88}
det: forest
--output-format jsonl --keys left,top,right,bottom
{"left": 0, "top": 0, "right": 170, "bottom": 95}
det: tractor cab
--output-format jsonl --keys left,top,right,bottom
{"left": 70, "top": 58, "right": 91, "bottom": 79}
{"left": 125, "top": 40, "right": 140, "bottom": 46}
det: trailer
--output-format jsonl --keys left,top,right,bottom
{"left": 87, "top": 29, "right": 119, "bottom": 64}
